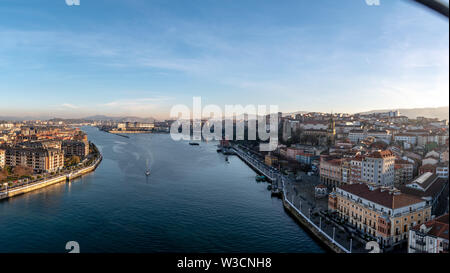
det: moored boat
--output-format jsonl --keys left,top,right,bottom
{"left": 255, "top": 175, "right": 266, "bottom": 182}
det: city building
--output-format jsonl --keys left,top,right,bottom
{"left": 286, "top": 147, "right": 304, "bottom": 161}
{"left": 408, "top": 214, "right": 449, "bottom": 253}
{"left": 394, "top": 134, "right": 417, "bottom": 146}
{"left": 394, "top": 159, "right": 414, "bottom": 186}
{"left": 117, "top": 122, "right": 155, "bottom": 131}
{"left": 422, "top": 156, "right": 439, "bottom": 166}
{"left": 400, "top": 172, "right": 448, "bottom": 214}
{"left": 320, "top": 156, "right": 343, "bottom": 188}
{"left": 436, "top": 163, "right": 449, "bottom": 179}
{"left": 361, "top": 150, "right": 395, "bottom": 187}
{"left": 296, "top": 153, "right": 318, "bottom": 166}
{"left": 341, "top": 159, "right": 351, "bottom": 184}
{"left": 441, "top": 150, "right": 449, "bottom": 162}
{"left": 264, "top": 154, "right": 278, "bottom": 167}
{"left": 315, "top": 184, "right": 328, "bottom": 198}
{"left": 329, "top": 183, "right": 431, "bottom": 247}
{"left": 21, "top": 140, "right": 62, "bottom": 150}
{"left": 350, "top": 156, "right": 364, "bottom": 184}
{"left": 366, "top": 130, "right": 392, "bottom": 144}
{"left": 419, "top": 164, "right": 437, "bottom": 176}
{"left": 62, "top": 140, "right": 89, "bottom": 159}
{"left": 348, "top": 130, "right": 365, "bottom": 143}
{"left": 0, "top": 148, "right": 5, "bottom": 169}
{"left": 4, "top": 147, "right": 64, "bottom": 173}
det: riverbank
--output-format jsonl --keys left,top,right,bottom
{"left": 232, "top": 145, "right": 352, "bottom": 253}
{"left": 109, "top": 130, "right": 151, "bottom": 134}
{"left": 282, "top": 195, "right": 347, "bottom": 253}
{"left": 0, "top": 154, "right": 102, "bottom": 200}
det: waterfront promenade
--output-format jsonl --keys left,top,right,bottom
{"left": 232, "top": 145, "right": 369, "bottom": 253}
{"left": 0, "top": 154, "right": 102, "bottom": 200}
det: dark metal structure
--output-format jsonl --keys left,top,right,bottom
{"left": 413, "top": 0, "right": 449, "bottom": 18}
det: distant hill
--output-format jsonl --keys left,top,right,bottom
{"left": 283, "top": 111, "right": 309, "bottom": 117}
{"left": 358, "top": 106, "right": 449, "bottom": 120}
{"left": 0, "top": 115, "right": 158, "bottom": 122}
{"left": 0, "top": 116, "right": 44, "bottom": 121}
{"left": 83, "top": 115, "right": 157, "bottom": 123}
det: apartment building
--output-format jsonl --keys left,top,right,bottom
{"left": 360, "top": 150, "right": 395, "bottom": 187}
{"left": 4, "top": 147, "right": 64, "bottom": 173}
{"left": 350, "top": 156, "right": 364, "bottom": 184}
{"left": 366, "top": 130, "right": 392, "bottom": 144}
{"left": 0, "top": 149, "right": 5, "bottom": 169}
{"left": 62, "top": 140, "right": 89, "bottom": 159}
{"left": 408, "top": 214, "right": 449, "bottom": 253}
{"left": 22, "top": 140, "right": 62, "bottom": 150}
{"left": 348, "top": 130, "right": 365, "bottom": 143}
{"left": 286, "top": 147, "right": 304, "bottom": 160}
{"left": 394, "top": 159, "right": 414, "bottom": 186}
{"left": 329, "top": 183, "right": 431, "bottom": 247}
{"left": 320, "top": 156, "right": 343, "bottom": 187}
{"left": 341, "top": 159, "right": 351, "bottom": 184}
{"left": 436, "top": 163, "right": 449, "bottom": 179}
{"left": 394, "top": 134, "right": 417, "bottom": 146}
{"left": 417, "top": 134, "right": 449, "bottom": 147}
{"left": 296, "top": 153, "right": 318, "bottom": 165}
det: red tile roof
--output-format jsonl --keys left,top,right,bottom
{"left": 412, "top": 213, "right": 449, "bottom": 240}
{"left": 368, "top": 150, "right": 394, "bottom": 159}
{"left": 338, "top": 183, "right": 424, "bottom": 209}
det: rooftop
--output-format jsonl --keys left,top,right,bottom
{"left": 412, "top": 213, "right": 449, "bottom": 240}
{"left": 401, "top": 173, "right": 448, "bottom": 199}
{"left": 338, "top": 183, "right": 424, "bottom": 209}
{"left": 367, "top": 150, "right": 394, "bottom": 159}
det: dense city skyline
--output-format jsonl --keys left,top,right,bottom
{"left": 0, "top": 0, "right": 448, "bottom": 119}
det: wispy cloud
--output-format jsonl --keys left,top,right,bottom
{"left": 97, "top": 96, "right": 175, "bottom": 117}
{"left": 61, "top": 103, "right": 80, "bottom": 109}
{"left": 102, "top": 96, "right": 174, "bottom": 107}
{"left": 0, "top": 0, "right": 448, "bottom": 117}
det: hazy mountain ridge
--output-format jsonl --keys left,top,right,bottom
{"left": 358, "top": 106, "right": 449, "bottom": 120}
{"left": 83, "top": 115, "right": 157, "bottom": 123}
{"left": 1, "top": 107, "right": 448, "bottom": 122}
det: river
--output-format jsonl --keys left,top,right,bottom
{"left": 0, "top": 126, "right": 324, "bottom": 253}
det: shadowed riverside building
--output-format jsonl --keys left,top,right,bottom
{"left": 4, "top": 147, "right": 64, "bottom": 173}
{"left": 329, "top": 183, "right": 431, "bottom": 248}
{"left": 62, "top": 140, "right": 89, "bottom": 159}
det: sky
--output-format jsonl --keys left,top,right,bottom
{"left": 0, "top": 0, "right": 448, "bottom": 120}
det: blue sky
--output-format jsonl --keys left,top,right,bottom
{"left": 0, "top": 0, "right": 448, "bottom": 119}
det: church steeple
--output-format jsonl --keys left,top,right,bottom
{"left": 327, "top": 113, "right": 336, "bottom": 145}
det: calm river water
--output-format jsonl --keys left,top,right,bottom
{"left": 0, "top": 126, "right": 324, "bottom": 253}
